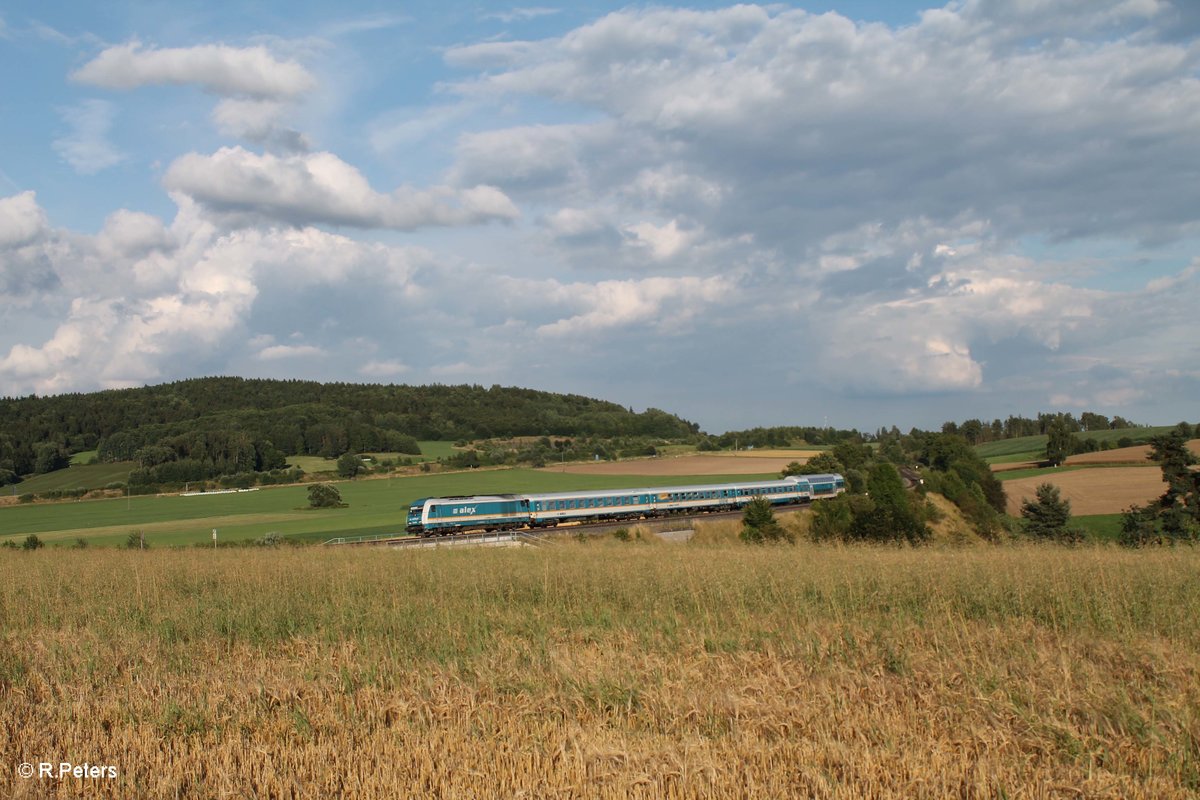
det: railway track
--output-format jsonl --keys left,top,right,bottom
{"left": 322, "top": 505, "right": 809, "bottom": 549}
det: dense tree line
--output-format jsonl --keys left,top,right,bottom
{"left": 711, "top": 426, "right": 868, "bottom": 449}
{"left": 936, "top": 411, "right": 1140, "bottom": 446}
{"left": 716, "top": 411, "right": 1152, "bottom": 453}
{"left": 0, "top": 377, "right": 699, "bottom": 484}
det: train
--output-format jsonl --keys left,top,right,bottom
{"left": 405, "top": 473, "right": 845, "bottom": 536}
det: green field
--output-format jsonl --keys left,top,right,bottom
{"left": 286, "top": 440, "right": 458, "bottom": 473}
{"left": 69, "top": 449, "right": 98, "bottom": 465}
{"left": 7, "top": 460, "right": 137, "bottom": 495}
{"left": 1071, "top": 513, "right": 1124, "bottom": 542}
{"left": 0, "top": 469, "right": 776, "bottom": 547}
{"left": 975, "top": 425, "right": 1177, "bottom": 464}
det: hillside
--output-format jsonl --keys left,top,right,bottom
{"left": 975, "top": 425, "right": 1181, "bottom": 465}
{"left": 0, "top": 378, "right": 699, "bottom": 484}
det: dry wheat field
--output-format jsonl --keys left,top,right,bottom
{"left": 2, "top": 535, "right": 1198, "bottom": 799}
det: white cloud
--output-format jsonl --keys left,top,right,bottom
{"left": 0, "top": 192, "right": 439, "bottom": 395}
{"left": 0, "top": 192, "right": 49, "bottom": 249}
{"left": 52, "top": 100, "right": 126, "bottom": 175}
{"left": 445, "top": 4, "right": 1200, "bottom": 250}
{"left": 450, "top": 123, "right": 605, "bottom": 192}
{"left": 73, "top": 42, "right": 315, "bottom": 99}
{"left": 483, "top": 7, "right": 561, "bottom": 24}
{"left": 359, "top": 359, "right": 410, "bottom": 378}
{"left": 257, "top": 343, "right": 325, "bottom": 360}
{"left": 212, "top": 99, "right": 309, "bottom": 151}
{"left": 98, "top": 209, "right": 174, "bottom": 257}
{"left": 163, "top": 146, "right": 519, "bottom": 230}
{"left": 622, "top": 219, "right": 694, "bottom": 261}
{"left": 534, "top": 275, "right": 732, "bottom": 336}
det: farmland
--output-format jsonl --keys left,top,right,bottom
{"left": 548, "top": 451, "right": 819, "bottom": 476}
{"left": 1002, "top": 467, "right": 1169, "bottom": 516}
{"left": 975, "top": 425, "right": 1181, "bottom": 465}
{"left": 2, "top": 542, "right": 1197, "bottom": 798}
{"left": 0, "top": 469, "right": 779, "bottom": 547}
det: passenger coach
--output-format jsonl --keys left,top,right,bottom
{"left": 406, "top": 473, "right": 845, "bottom": 537}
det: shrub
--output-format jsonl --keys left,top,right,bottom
{"left": 21, "top": 534, "right": 44, "bottom": 551}
{"left": 307, "top": 483, "right": 344, "bottom": 509}
{"left": 740, "top": 497, "right": 793, "bottom": 544}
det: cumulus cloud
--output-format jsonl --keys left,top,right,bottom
{"left": 428, "top": 2, "right": 1200, "bottom": 421}
{"left": 0, "top": 192, "right": 439, "bottom": 394}
{"left": 0, "top": 191, "right": 59, "bottom": 298}
{"left": 163, "top": 146, "right": 519, "bottom": 230}
{"left": 212, "top": 99, "right": 309, "bottom": 152}
{"left": 445, "top": 3, "right": 1200, "bottom": 249}
{"left": 72, "top": 42, "right": 315, "bottom": 99}
{"left": 72, "top": 41, "right": 319, "bottom": 150}
{"left": 0, "top": 192, "right": 48, "bottom": 249}
{"left": 6, "top": 4, "right": 1200, "bottom": 429}
{"left": 622, "top": 219, "right": 694, "bottom": 261}
{"left": 534, "top": 275, "right": 732, "bottom": 336}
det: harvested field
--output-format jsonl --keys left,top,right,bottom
{"left": 547, "top": 452, "right": 817, "bottom": 477}
{"left": 2, "top": 545, "right": 1198, "bottom": 799}
{"left": 991, "top": 460, "right": 1040, "bottom": 473}
{"left": 1066, "top": 438, "right": 1200, "bottom": 466}
{"left": 1004, "top": 466, "right": 1166, "bottom": 515}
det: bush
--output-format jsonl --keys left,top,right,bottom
{"left": 740, "top": 497, "right": 793, "bottom": 544}
{"left": 307, "top": 483, "right": 344, "bottom": 509}
{"left": 21, "top": 534, "right": 44, "bottom": 550}
{"left": 125, "top": 531, "right": 148, "bottom": 550}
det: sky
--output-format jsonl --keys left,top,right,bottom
{"left": 0, "top": 0, "right": 1198, "bottom": 434}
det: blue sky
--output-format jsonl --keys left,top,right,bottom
{"left": 1, "top": 0, "right": 1197, "bottom": 433}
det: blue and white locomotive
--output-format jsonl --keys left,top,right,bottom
{"left": 405, "top": 473, "right": 845, "bottom": 536}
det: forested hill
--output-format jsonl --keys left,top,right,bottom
{"left": 0, "top": 378, "right": 699, "bottom": 478}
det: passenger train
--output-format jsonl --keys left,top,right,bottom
{"left": 405, "top": 473, "right": 845, "bottom": 536}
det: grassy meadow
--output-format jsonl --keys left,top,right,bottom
{"left": 1, "top": 537, "right": 1197, "bottom": 798}
{"left": 975, "top": 425, "right": 1178, "bottom": 464}
{"left": 0, "top": 470, "right": 778, "bottom": 547}
{"left": 9, "top": 460, "right": 137, "bottom": 496}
